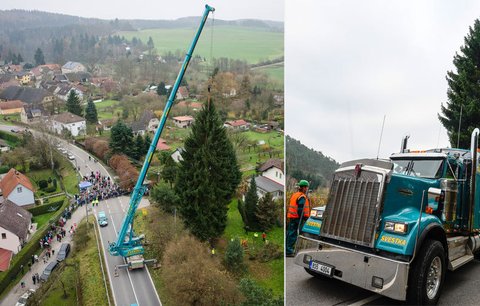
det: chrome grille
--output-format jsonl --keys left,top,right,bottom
{"left": 321, "top": 170, "right": 383, "bottom": 247}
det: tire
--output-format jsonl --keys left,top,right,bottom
{"left": 304, "top": 267, "right": 326, "bottom": 279}
{"left": 407, "top": 240, "right": 446, "bottom": 305}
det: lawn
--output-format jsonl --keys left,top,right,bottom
{"left": 222, "top": 199, "right": 284, "bottom": 297}
{"left": 32, "top": 211, "right": 56, "bottom": 229}
{"left": 58, "top": 159, "right": 79, "bottom": 195}
{"left": 26, "top": 169, "right": 62, "bottom": 198}
{"left": 0, "top": 113, "right": 21, "bottom": 126}
{"left": 119, "top": 25, "right": 284, "bottom": 64}
{"left": 94, "top": 99, "right": 122, "bottom": 120}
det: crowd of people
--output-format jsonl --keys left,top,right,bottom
{"left": 75, "top": 171, "right": 124, "bottom": 205}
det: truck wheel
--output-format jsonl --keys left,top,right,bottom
{"left": 407, "top": 240, "right": 445, "bottom": 305}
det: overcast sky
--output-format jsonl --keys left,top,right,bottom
{"left": 286, "top": 0, "right": 480, "bottom": 163}
{"left": 0, "top": 0, "right": 284, "bottom": 21}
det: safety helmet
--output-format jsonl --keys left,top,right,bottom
{"left": 298, "top": 180, "right": 309, "bottom": 187}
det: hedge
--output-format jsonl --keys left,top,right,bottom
{"left": 27, "top": 199, "right": 64, "bottom": 216}
{"left": 0, "top": 198, "right": 68, "bottom": 295}
{"left": 0, "top": 130, "right": 20, "bottom": 145}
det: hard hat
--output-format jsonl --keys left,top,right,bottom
{"left": 298, "top": 180, "right": 309, "bottom": 187}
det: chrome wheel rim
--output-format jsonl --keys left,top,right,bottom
{"left": 426, "top": 256, "right": 442, "bottom": 299}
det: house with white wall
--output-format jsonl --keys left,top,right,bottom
{"left": 0, "top": 169, "right": 35, "bottom": 207}
{"left": 0, "top": 198, "right": 32, "bottom": 254}
{"left": 172, "top": 116, "right": 194, "bottom": 128}
{"left": 51, "top": 112, "right": 86, "bottom": 137}
{"left": 254, "top": 159, "right": 284, "bottom": 200}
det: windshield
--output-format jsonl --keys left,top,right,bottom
{"left": 391, "top": 159, "right": 444, "bottom": 179}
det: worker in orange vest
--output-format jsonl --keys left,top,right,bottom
{"left": 286, "top": 180, "right": 310, "bottom": 257}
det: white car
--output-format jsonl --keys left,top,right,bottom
{"left": 15, "top": 289, "right": 35, "bottom": 306}
{"left": 68, "top": 154, "right": 75, "bottom": 160}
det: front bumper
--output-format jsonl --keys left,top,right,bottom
{"left": 294, "top": 235, "right": 409, "bottom": 301}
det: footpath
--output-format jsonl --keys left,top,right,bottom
{"left": 0, "top": 203, "right": 88, "bottom": 306}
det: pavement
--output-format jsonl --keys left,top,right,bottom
{"left": 286, "top": 256, "right": 480, "bottom": 305}
{"left": 0, "top": 199, "right": 87, "bottom": 306}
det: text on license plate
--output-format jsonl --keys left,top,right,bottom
{"left": 309, "top": 261, "right": 333, "bottom": 276}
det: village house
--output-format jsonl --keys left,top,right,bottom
{"left": 0, "top": 169, "right": 35, "bottom": 207}
{"left": 254, "top": 158, "right": 284, "bottom": 200}
{"left": 30, "top": 64, "right": 62, "bottom": 81}
{"left": 176, "top": 86, "right": 189, "bottom": 100}
{"left": 224, "top": 119, "right": 249, "bottom": 130}
{"left": 0, "top": 86, "right": 54, "bottom": 109}
{"left": 172, "top": 115, "right": 194, "bottom": 128}
{"left": 0, "top": 100, "right": 24, "bottom": 115}
{"left": 51, "top": 112, "right": 86, "bottom": 137}
{"left": 61, "top": 61, "right": 87, "bottom": 74}
{"left": 20, "top": 107, "right": 43, "bottom": 124}
{"left": 171, "top": 147, "right": 185, "bottom": 163}
{"left": 0, "top": 74, "right": 20, "bottom": 91}
{"left": 0, "top": 198, "right": 33, "bottom": 255}
{"left": 131, "top": 110, "right": 158, "bottom": 136}
{"left": 156, "top": 138, "right": 171, "bottom": 151}
{"left": 177, "top": 100, "right": 203, "bottom": 111}
{"left": 15, "top": 72, "right": 32, "bottom": 85}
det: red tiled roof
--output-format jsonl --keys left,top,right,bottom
{"left": 173, "top": 116, "right": 194, "bottom": 122}
{"left": 0, "top": 100, "right": 24, "bottom": 110}
{"left": 156, "top": 138, "right": 170, "bottom": 151}
{"left": 226, "top": 119, "right": 248, "bottom": 127}
{"left": 0, "top": 248, "right": 12, "bottom": 272}
{"left": 177, "top": 101, "right": 203, "bottom": 109}
{"left": 0, "top": 169, "right": 34, "bottom": 197}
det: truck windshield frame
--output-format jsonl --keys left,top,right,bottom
{"left": 391, "top": 158, "right": 445, "bottom": 179}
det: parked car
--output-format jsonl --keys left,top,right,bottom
{"left": 67, "top": 154, "right": 75, "bottom": 160}
{"left": 98, "top": 211, "right": 108, "bottom": 227}
{"left": 15, "top": 289, "right": 35, "bottom": 306}
{"left": 57, "top": 243, "right": 71, "bottom": 262}
{"left": 40, "top": 261, "right": 58, "bottom": 282}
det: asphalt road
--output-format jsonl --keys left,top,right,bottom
{"left": 286, "top": 256, "right": 480, "bottom": 306}
{"left": 57, "top": 138, "right": 162, "bottom": 306}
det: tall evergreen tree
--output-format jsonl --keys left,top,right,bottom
{"left": 439, "top": 19, "right": 480, "bottom": 148}
{"left": 162, "top": 155, "right": 177, "bottom": 188}
{"left": 66, "top": 90, "right": 83, "bottom": 116}
{"left": 109, "top": 121, "right": 134, "bottom": 156}
{"left": 244, "top": 176, "right": 259, "bottom": 230}
{"left": 34, "top": 48, "right": 45, "bottom": 66}
{"left": 144, "top": 134, "right": 151, "bottom": 155}
{"left": 255, "top": 192, "right": 277, "bottom": 231}
{"left": 133, "top": 134, "right": 145, "bottom": 160}
{"left": 85, "top": 100, "right": 98, "bottom": 124}
{"left": 157, "top": 81, "right": 167, "bottom": 96}
{"left": 175, "top": 101, "right": 241, "bottom": 241}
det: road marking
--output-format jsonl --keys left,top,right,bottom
{"left": 347, "top": 294, "right": 382, "bottom": 306}
{"left": 146, "top": 266, "right": 163, "bottom": 306}
{"left": 92, "top": 210, "right": 114, "bottom": 306}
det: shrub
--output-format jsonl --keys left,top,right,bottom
{"left": 225, "top": 238, "right": 246, "bottom": 274}
{"left": 109, "top": 154, "right": 138, "bottom": 190}
{"left": 238, "top": 278, "right": 283, "bottom": 306}
{"left": 28, "top": 199, "right": 64, "bottom": 216}
{"left": 256, "top": 243, "right": 283, "bottom": 263}
{"left": 0, "top": 165, "right": 9, "bottom": 174}
{"left": 162, "top": 235, "right": 240, "bottom": 305}
{"left": 38, "top": 180, "right": 48, "bottom": 189}
{"left": 150, "top": 182, "right": 179, "bottom": 213}
{"left": 44, "top": 185, "right": 57, "bottom": 193}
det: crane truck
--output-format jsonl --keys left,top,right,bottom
{"left": 108, "top": 4, "right": 215, "bottom": 270}
{"left": 295, "top": 128, "right": 480, "bottom": 304}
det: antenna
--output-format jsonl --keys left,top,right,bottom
{"left": 376, "top": 115, "right": 386, "bottom": 159}
{"left": 457, "top": 104, "right": 463, "bottom": 148}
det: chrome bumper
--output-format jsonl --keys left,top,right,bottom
{"left": 294, "top": 236, "right": 409, "bottom": 301}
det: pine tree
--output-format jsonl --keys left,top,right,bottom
{"left": 66, "top": 90, "right": 83, "bottom": 116}
{"left": 255, "top": 192, "right": 277, "bottom": 231}
{"left": 175, "top": 101, "right": 241, "bottom": 241}
{"left": 244, "top": 176, "right": 259, "bottom": 230}
{"left": 439, "top": 19, "right": 480, "bottom": 148}
{"left": 157, "top": 81, "right": 167, "bottom": 96}
{"left": 162, "top": 155, "right": 177, "bottom": 188}
{"left": 84, "top": 100, "right": 98, "bottom": 124}
{"left": 34, "top": 48, "right": 45, "bottom": 66}
{"left": 144, "top": 134, "right": 151, "bottom": 155}
{"left": 133, "top": 134, "right": 145, "bottom": 160}
{"left": 109, "top": 121, "right": 134, "bottom": 156}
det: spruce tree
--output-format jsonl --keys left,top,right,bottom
{"left": 175, "top": 101, "right": 241, "bottom": 241}
{"left": 133, "top": 134, "right": 145, "bottom": 160}
{"left": 162, "top": 155, "right": 177, "bottom": 188}
{"left": 144, "top": 134, "right": 151, "bottom": 155}
{"left": 85, "top": 100, "right": 98, "bottom": 124}
{"left": 109, "top": 121, "right": 134, "bottom": 156}
{"left": 66, "top": 90, "right": 83, "bottom": 116}
{"left": 255, "top": 192, "right": 277, "bottom": 231}
{"left": 244, "top": 176, "right": 259, "bottom": 230}
{"left": 34, "top": 48, "right": 45, "bottom": 66}
{"left": 439, "top": 19, "right": 480, "bottom": 148}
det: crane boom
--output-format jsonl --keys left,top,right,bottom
{"left": 109, "top": 4, "right": 215, "bottom": 259}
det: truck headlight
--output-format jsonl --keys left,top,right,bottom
{"left": 384, "top": 221, "right": 408, "bottom": 234}
{"left": 310, "top": 210, "right": 317, "bottom": 217}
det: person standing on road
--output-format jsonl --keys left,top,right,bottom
{"left": 286, "top": 180, "right": 310, "bottom": 257}
{"left": 32, "top": 274, "right": 36, "bottom": 285}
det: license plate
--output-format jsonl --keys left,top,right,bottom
{"left": 309, "top": 260, "right": 334, "bottom": 277}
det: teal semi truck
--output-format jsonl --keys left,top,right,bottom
{"left": 295, "top": 129, "right": 480, "bottom": 304}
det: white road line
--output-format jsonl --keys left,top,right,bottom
{"left": 146, "top": 266, "right": 163, "bottom": 306}
{"left": 92, "top": 211, "right": 114, "bottom": 306}
{"left": 347, "top": 294, "right": 382, "bottom": 306}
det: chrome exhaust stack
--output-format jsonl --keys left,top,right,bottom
{"left": 470, "top": 128, "right": 479, "bottom": 233}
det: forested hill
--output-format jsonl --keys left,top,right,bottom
{"left": 286, "top": 135, "right": 339, "bottom": 190}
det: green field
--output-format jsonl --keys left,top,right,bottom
{"left": 94, "top": 99, "right": 121, "bottom": 120}
{"left": 119, "top": 26, "right": 284, "bottom": 63}
{"left": 255, "top": 63, "right": 284, "bottom": 88}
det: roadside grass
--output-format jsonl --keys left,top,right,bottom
{"left": 38, "top": 216, "right": 112, "bottom": 306}
{"left": 58, "top": 159, "right": 79, "bottom": 195}
{"left": 119, "top": 25, "right": 284, "bottom": 64}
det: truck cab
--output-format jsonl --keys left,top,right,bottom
{"left": 295, "top": 129, "right": 480, "bottom": 305}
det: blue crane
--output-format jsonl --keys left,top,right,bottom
{"left": 108, "top": 4, "right": 215, "bottom": 268}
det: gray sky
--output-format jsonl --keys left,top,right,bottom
{"left": 286, "top": 0, "right": 480, "bottom": 163}
{"left": 0, "top": 0, "right": 284, "bottom": 21}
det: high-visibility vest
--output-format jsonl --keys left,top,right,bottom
{"left": 287, "top": 192, "right": 310, "bottom": 219}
